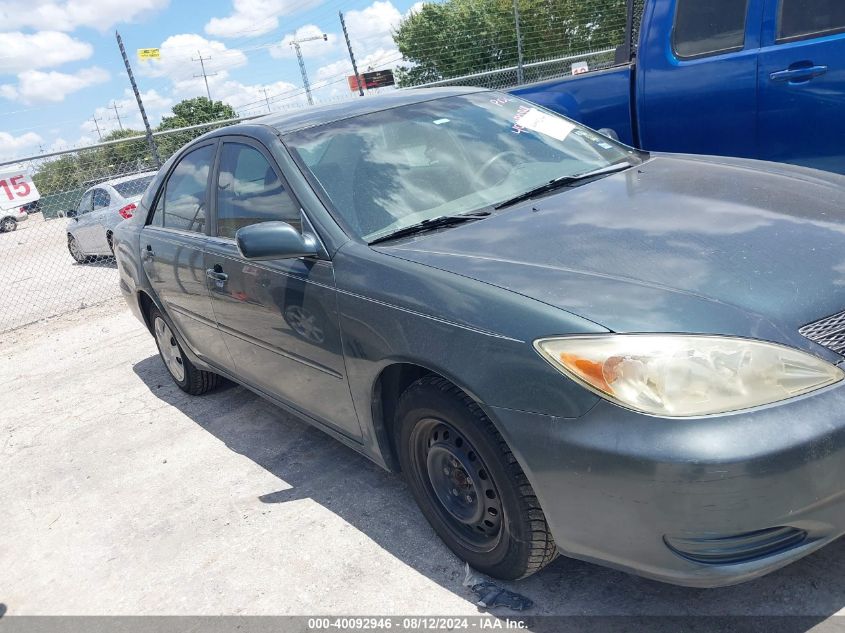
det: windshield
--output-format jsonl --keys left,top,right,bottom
{"left": 284, "top": 92, "right": 636, "bottom": 242}
{"left": 113, "top": 175, "right": 155, "bottom": 199}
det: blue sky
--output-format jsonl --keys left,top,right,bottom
{"left": 0, "top": 0, "right": 423, "bottom": 159}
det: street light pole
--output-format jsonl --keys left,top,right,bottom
{"left": 289, "top": 34, "right": 327, "bottom": 106}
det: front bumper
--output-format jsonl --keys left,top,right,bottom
{"left": 489, "top": 382, "right": 845, "bottom": 587}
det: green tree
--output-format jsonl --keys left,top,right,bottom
{"left": 157, "top": 96, "right": 237, "bottom": 159}
{"left": 393, "top": 0, "right": 626, "bottom": 86}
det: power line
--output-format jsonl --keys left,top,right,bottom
{"left": 192, "top": 50, "right": 218, "bottom": 101}
{"left": 89, "top": 113, "right": 104, "bottom": 140}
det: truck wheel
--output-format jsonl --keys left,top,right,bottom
{"left": 396, "top": 376, "right": 558, "bottom": 580}
{"left": 1, "top": 217, "right": 16, "bottom": 232}
{"left": 149, "top": 306, "right": 221, "bottom": 395}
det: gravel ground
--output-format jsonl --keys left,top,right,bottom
{"left": 2, "top": 300, "right": 845, "bottom": 625}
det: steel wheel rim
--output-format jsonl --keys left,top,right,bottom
{"left": 154, "top": 317, "right": 185, "bottom": 382}
{"left": 2, "top": 218, "right": 14, "bottom": 231}
{"left": 412, "top": 418, "right": 503, "bottom": 552}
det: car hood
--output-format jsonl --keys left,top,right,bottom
{"left": 377, "top": 155, "right": 845, "bottom": 343}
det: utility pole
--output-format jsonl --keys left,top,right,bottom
{"left": 261, "top": 88, "right": 272, "bottom": 113}
{"left": 90, "top": 113, "right": 104, "bottom": 140}
{"left": 115, "top": 30, "right": 161, "bottom": 167}
{"left": 513, "top": 0, "right": 524, "bottom": 84}
{"left": 289, "top": 33, "right": 327, "bottom": 106}
{"left": 192, "top": 50, "right": 217, "bottom": 101}
{"left": 339, "top": 11, "right": 364, "bottom": 97}
{"left": 110, "top": 101, "right": 125, "bottom": 130}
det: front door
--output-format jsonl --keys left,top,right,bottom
{"left": 204, "top": 138, "right": 361, "bottom": 439}
{"left": 757, "top": 0, "right": 845, "bottom": 173}
{"left": 140, "top": 141, "right": 230, "bottom": 367}
{"left": 72, "top": 190, "right": 96, "bottom": 252}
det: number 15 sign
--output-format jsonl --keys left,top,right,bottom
{"left": 0, "top": 169, "right": 40, "bottom": 208}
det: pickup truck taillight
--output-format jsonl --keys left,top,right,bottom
{"left": 118, "top": 203, "right": 137, "bottom": 219}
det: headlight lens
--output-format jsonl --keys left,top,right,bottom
{"left": 534, "top": 335, "right": 844, "bottom": 417}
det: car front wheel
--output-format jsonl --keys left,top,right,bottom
{"left": 396, "top": 376, "right": 558, "bottom": 580}
{"left": 67, "top": 234, "right": 89, "bottom": 263}
{"left": 1, "top": 217, "right": 16, "bottom": 232}
{"left": 149, "top": 306, "right": 222, "bottom": 395}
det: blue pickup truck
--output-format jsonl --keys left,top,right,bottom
{"left": 513, "top": 0, "right": 845, "bottom": 174}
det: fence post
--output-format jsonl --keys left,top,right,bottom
{"left": 115, "top": 30, "right": 162, "bottom": 168}
{"left": 340, "top": 11, "right": 364, "bottom": 97}
{"left": 513, "top": 0, "right": 524, "bottom": 84}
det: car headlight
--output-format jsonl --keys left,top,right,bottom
{"left": 534, "top": 335, "right": 844, "bottom": 417}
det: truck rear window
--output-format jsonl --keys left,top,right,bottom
{"left": 778, "top": 0, "right": 845, "bottom": 41}
{"left": 673, "top": 0, "right": 749, "bottom": 59}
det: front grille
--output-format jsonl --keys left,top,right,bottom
{"left": 800, "top": 310, "right": 845, "bottom": 355}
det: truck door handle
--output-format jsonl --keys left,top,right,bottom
{"left": 770, "top": 65, "right": 828, "bottom": 83}
{"left": 206, "top": 267, "right": 228, "bottom": 282}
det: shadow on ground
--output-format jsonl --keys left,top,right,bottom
{"left": 133, "top": 355, "right": 845, "bottom": 627}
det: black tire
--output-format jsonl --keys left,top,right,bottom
{"left": 1, "top": 217, "right": 16, "bottom": 232}
{"left": 106, "top": 231, "right": 114, "bottom": 254}
{"left": 67, "top": 234, "right": 91, "bottom": 263}
{"left": 396, "top": 376, "right": 557, "bottom": 580}
{"left": 148, "top": 305, "right": 222, "bottom": 395}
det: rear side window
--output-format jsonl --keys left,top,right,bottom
{"left": 114, "top": 175, "right": 155, "bottom": 199}
{"left": 149, "top": 145, "right": 214, "bottom": 233}
{"left": 673, "top": 0, "right": 750, "bottom": 58}
{"left": 779, "top": 0, "right": 845, "bottom": 41}
{"left": 215, "top": 142, "right": 301, "bottom": 239}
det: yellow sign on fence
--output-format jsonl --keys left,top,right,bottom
{"left": 137, "top": 48, "right": 161, "bottom": 60}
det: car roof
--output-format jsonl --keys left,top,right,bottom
{"left": 83, "top": 171, "right": 158, "bottom": 192}
{"left": 250, "top": 86, "right": 490, "bottom": 135}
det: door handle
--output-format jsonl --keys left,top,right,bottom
{"left": 770, "top": 65, "right": 828, "bottom": 83}
{"left": 206, "top": 267, "right": 228, "bottom": 282}
{"left": 143, "top": 245, "right": 155, "bottom": 260}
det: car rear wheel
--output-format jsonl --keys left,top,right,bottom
{"left": 149, "top": 306, "right": 222, "bottom": 395}
{"left": 396, "top": 376, "right": 558, "bottom": 580}
{"left": 1, "top": 217, "right": 16, "bottom": 232}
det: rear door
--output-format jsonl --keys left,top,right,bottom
{"left": 204, "top": 137, "right": 361, "bottom": 439}
{"left": 757, "top": 0, "right": 845, "bottom": 173}
{"left": 637, "top": 0, "right": 765, "bottom": 158}
{"left": 140, "top": 141, "right": 231, "bottom": 368}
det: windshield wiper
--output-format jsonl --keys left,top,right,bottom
{"left": 369, "top": 212, "right": 490, "bottom": 245}
{"left": 494, "top": 163, "right": 632, "bottom": 210}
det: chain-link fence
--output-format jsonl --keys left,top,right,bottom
{"left": 0, "top": 0, "right": 642, "bottom": 334}
{"left": 0, "top": 118, "right": 261, "bottom": 333}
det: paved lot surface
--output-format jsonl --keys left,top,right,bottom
{"left": 2, "top": 300, "right": 845, "bottom": 622}
{"left": 0, "top": 216, "right": 119, "bottom": 333}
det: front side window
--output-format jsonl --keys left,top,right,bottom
{"left": 215, "top": 142, "right": 300, "bottom": 239}
{"left": 672, "top": 0, "right": 749, "bottom": 58}
{"left": 150, "top": 144, "right": 214, "bottom": 233}
{"left": 92, "top": 189, "right": 110, "bottom": 210}
{"left": 113, "top": 175, "right": 155, "bottom": 199}
{"left": 779, "top": 0, "right": 845, "bottom": 41}
{"left": 285, "top": 92, "right": 634, "bottom": 242}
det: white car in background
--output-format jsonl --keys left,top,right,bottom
{"left": 67, "top": 172, "right": 156, "bottom": 263}
{"left": 0, "top": 204, "right": 29, "bottom": 232}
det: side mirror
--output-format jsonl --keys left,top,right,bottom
{"left": 236, "top": 221, "right": 319, "bottom": 261}
{"left": 598, "top": 127, "right": 620, "bottom": 142}
{"left": 66, "top": 210, "right": 78, "bottom": 219}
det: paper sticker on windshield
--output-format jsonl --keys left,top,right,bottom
{"left": 513, "top": 107, "right": 575, "bottom": 141}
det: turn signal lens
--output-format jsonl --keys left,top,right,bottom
{"left": 118, "top": 203, "right": 136, "bottom": 219}
{"left": 535, "top": 335, "right": 844, "bottom": 417}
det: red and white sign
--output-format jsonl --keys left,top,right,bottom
{"left": 0, "top": 169, "right": 39, "bottom": 208}
{"left": 571, "top": 61, "right": 590, "bottom": 76}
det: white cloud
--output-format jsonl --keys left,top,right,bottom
{"left": 0, "top": 31, "right": 93, "bottom": 74}
{"left": 205, "top": 0, "right": 322, "bottom": 38}
{"left": 0, "top": 66, "right": 109, "bottom": 104}
{"left": 0, "top": 0, "right": 169, "bottom": 32}
{"left": 269, "top": 24, "right": 337, "bottom": 60}
{"left": 0, "top": 130, "right": 42, "bottom": 159}
{"left": 138, "top": 33, "right": 248, "bottom": 82}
